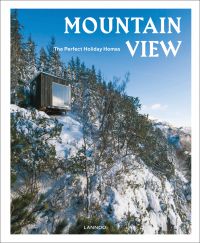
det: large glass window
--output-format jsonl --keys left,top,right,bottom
{"left": 52, "top": 82, "right": 71, "bottom": 107}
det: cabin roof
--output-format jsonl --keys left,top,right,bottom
{"left": 30, "top": 72, "right": 68, "bottom": 84}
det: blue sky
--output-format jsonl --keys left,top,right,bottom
{"left": 17, "top": 9, "right": 191, "bottom": 127}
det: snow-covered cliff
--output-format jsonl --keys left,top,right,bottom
{"left": 11, "top": 105, "right": 191, "bottom": 234}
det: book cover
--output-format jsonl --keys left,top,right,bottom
{"left": 0, "top": 1, "right": 199, "bottom": 242}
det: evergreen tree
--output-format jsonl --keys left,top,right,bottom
{"left": 10, "top": 10, "right": 26, "bottom": 102}
{"left": 11, "top": 192, "right": 37, "bottom": 234}
{"left": 47, "top": 37, "right": 64, "bottom": 77}
{"left": 11, "top": 109, "right": 63, "bottom": 232}
{"left": 38, "top": 47, "right": 48, "bottom": 72}
{"left": 11, "top": 109, "right": 63, "bottom": 194}
{"left": 75, "top": 57, "right": 81, "bottom": 77}
{"left": 24, "top": 35, "right": 37, "bottom": 81}
{"left": 67, "top": 57, "right": 76, "bottom": 81}
{"left": 97, "top": 70, "right": 103, "bottom": 84}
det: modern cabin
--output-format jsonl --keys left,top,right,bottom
{"left": 30, "top": 72, "right": 71, "bottom": 112}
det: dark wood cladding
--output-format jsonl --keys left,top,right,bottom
{"left": 30, "top": 73, "right": 41, "bottom": 109}
{"left": 30, "top": 72, "right": 69, "bottom": 111}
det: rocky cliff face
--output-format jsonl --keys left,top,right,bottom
{"left": 154, "top": 121, "right": 191, "bottom": 181}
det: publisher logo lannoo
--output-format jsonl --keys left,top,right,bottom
{"left": 83, "top": 225, "right": 107, "bottom": 230}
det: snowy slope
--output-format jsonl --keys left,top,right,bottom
{"left": 52, "top": 114, "right": 84, "bottom": 159}
{"left": 11, "top": 105, "right": 191, "bottom": 234}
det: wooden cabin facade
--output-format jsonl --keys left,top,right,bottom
{"left": 30, "top": 72, "right": 71, "bottom": 112}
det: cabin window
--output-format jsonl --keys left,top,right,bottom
{"left": 52, "top": 82, "right": 71, "bottom": 107}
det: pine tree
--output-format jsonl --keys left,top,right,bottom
{"left": 24, "top": 35, "right": 37, "bottom": 81}
{"left": 88, "top": 65, "right": 97, "bottom": 85}
{"left": 47, "top": 37, "right": 64, "bottom": 77}
{"left": 97, "top": 70, "right": 102, "bottom": 84}
{"left": 11, "top": 109, "right": 64, "bottom": 232}
{"left": 67, "top": 57, "right": 76, "bottom": 81}
{"left": 38, "top": 47, "right": 48, "bottom": 72}
{"left": 75, "top": 57, "right": 81, "bottom": 75}
{"left": 10, "top": 10, "right": 26, "bottom": 102}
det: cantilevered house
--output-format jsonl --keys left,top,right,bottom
{"left": 30, "top": 72, "right": 71, "bottom": 112}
